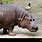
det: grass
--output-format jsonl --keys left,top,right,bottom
{"left": 0, "top": 0, "right": 16, "bottom": 4}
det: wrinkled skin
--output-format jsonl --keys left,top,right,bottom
{"left": 0, "top": 4, "right": 38, "bottom": 36}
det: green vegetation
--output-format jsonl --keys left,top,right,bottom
{"left": 0, "top": 0, "right": 16, "bottom": 4}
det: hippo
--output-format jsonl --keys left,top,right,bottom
{"left": 0, "top": 4, "right": 38, "bottom": 36}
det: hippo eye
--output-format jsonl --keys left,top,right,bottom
{"left": 33, "top": 19, "right": 35, "bottom": 21}
{"left": 30, "top": 19, "right": 32, "bottom": 21}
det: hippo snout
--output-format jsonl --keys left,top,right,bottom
{"left": 32, "top": 26, "right": 38, "bottom": 32}
{"left": 29, "top": 26, "right": 38, "bottom": 32}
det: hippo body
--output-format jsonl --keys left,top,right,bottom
{"left": 0, "top": 4, "right": 28, "bottom": 35}
{"left": 0, "top": 4, "right": 25, "bottom": 27}
{"left": 0, "top": 4, "right": 38, "bottom": 36}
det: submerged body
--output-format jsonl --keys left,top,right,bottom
{"left": 0, "top": 4, "right": 38, "bottom": 36}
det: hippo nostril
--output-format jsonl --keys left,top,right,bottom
{"left": 32, "top": 26, "right": 38, "bottom": 31}
{"left": 35, "top": 27, "right": 38, "bottom": 31}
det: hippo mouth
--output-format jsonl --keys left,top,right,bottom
{"left": 29, "top": 29, "right": 36, "bottom": 32}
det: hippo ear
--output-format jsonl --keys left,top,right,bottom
{"left": 18, "top": 18, "right": 23, "bottom": 21}
{"left": 18, "top": 13, "right": 26, "bottom": 21}
{"left": 18, "top": 16, "right": 25, "bottom": 21}
{"left": 18, "top": 18, "right": 21, "bottom": 21}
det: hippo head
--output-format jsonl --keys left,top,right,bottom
{"left": 18, "top": 14, "right": 38, "bottom": 32}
